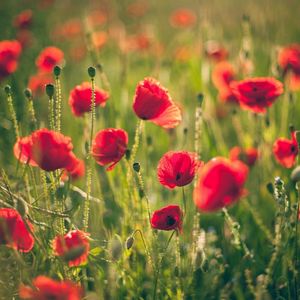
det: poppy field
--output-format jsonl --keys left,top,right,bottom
{"left": 1, "top": 0, "right": 300, "bottom": 299}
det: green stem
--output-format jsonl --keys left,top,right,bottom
{"left": 153, "top": 230, "right": 176, "bottom": 300}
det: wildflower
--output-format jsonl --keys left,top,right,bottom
{"left": 53, "top": 230, "right": 89, "bottom": 267}
{"left": 169, "top": 8, "right": 196, "bottom": 28}
{"left": 230, "top": 77, "right": 284, "bottom": 114}
{"left": 36, "top": 46, "right": 64, "bottom": 73}
{"left": 133, "top": 77, "right": 182, "bottom": 128}
{"left": 205, "top": 40, "right": 228, "bottom": 62}
{"left": 229, "top": 146, "right": 258, "bottom": 167}
{"left": 69, "top": 82, "right": 109, "bottom": 117}
{"left": 92, "top": 128, "right": 128, "bottom": 171}
{"left": 273, "top": 129, "right": 298, "bottom": 168}
{"left": 0, "top": 40, "right": 22, "bottom": 81}
{"left": 0, "top": 208, "right": 34, "bottom": 252}
{"left": 193, "top": 157, "right": 249, "bottom": 212}
{"left": 151, "top": 205, "right": 183, "bottom": 231}
{"left": 19, "top": 276, "right": 82, "bottom": 300}
{"left": 28, "top": 72, "right": 53, "bottom": 96}
{"left": 212, "top": 61, "right": 238, "bottom": 103}
{"left": 13, "top": 10, "right": 33, "bottom": 29}
{"left": 14, "top": 128, "right": 75, "bottom": 172}
{"left": 157, "top": 151, "right": 201, "bottom": 188}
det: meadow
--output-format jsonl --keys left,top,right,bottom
{"left": 0, "top": 0, "right": 300, "bottom": 299}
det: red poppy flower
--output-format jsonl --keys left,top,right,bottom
{"left": 193, "top": 157, "right": 249, "bottom": 212}
{"left": 151, "top": 205, "right": 183, "bottom": 232}
{"left": 0, "top": 40, "right": 22, "bottom": 81}
{"left": 14, "top": 128, "right": 75, "bottom": 172}
{"left": 13, "top": 10, "right": 33, "bottom": 29}
{"left": 53, "top": 230, "right": 89, "bottom": 267}
{"left": 69, "top": 82, "right": 109, "bottom": 117}
{"left": 133, "top": 77, "right": 182, "bottom": 128}
{"left": 212, "top": 61, "right": 238, "bottom": 103}
{"left": 36, "top": 46, "right": 64, "bottom": 73}
{"left": 229, "top": 146, "right": 259, "bottom": 167}
{"left": 19, "top": 276, "right": 82, "bottom": 300}
{"left": 0, "top": 208, "right": 34, "bottom": 252}
{"left": 230, "top": 77, "right": 284, "bottom": 114}
{"left": 169, "top": 8, "right": 196, "bottom": 28}
{"left": 157, "top": 151, "right": 201, "bottom": 189}
{"left": 288, "top": 73, "right": 300, "bottom": 91}
{"left": 63, "top": 155, "right": 85, "bottom": 181}
{"left": 92, "top": 31, "right": 108, "bottom": 50}
{"left": 92, "top": 128, "right": 128, "bottom": 171}
{"left": 28, "top": 72, "right": 53, "bottom": 96}
{"left": 205, "top": 40, "right": 228, "bottom": 62}
{"left": 278, "top": 44, "right": 300, "bottom": 75}
{"left": 273, "top": 130, "right": 298, "bottom": 168}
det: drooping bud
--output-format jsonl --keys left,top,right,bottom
{"left": 291, "top": 166, "right": 300, "bottom": 182}
{"left": 125, "top": 236, "right": 134, "bottom": 250}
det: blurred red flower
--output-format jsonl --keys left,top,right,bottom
{"left": 52, "top": 19, "right": 82, "bottom": 41}
{"left": 14, "top": 129, "right": 75, "bottom": 172}
{"left": 13, "top": 10, "right": 33, "bottom": 29}
{"left": 133, "top": 77, "right": 182, "bottom": 128}
{"left": 0, "top": 40, "right": 22, "bottom": 81}
{"left": 229, "top": 146, "right": 258, "bottom": 167}
{"left": 69, "top": 82, "right": 109, "bottom": 117}
{"left": 157, "top": 151, "right": 201, "bottom": 189}
{"left": 19, "top": 276, "right": 82, "bottom": 300}
{"left": 212, "top": 61, "right": 238, "bottom": 103}
{"left": 36, "top": 46, "right": 64, "bottom": 73}
{"left": 151, "top": 205, "right": 183, "bottom": 232}
{"left": 92, "top": 128, "right": 128, "bottom": 171}
{"left": 193, "top": 157, "right": 249, "bottom": 212}
{"left": 87, "top": 10, "right": 107, "bottom": 27}
{"left": 53, "top": 230, "right": 89, "bottom": 267}
{"left": 0, "top": 208, "right": 34, "bottom": 253}
{"left": 92, "top": 31, "right": 108, "bottom": 50}
{"left": 273, "top": 130, "right": 298, "bottom": 168}
{"left": 230, "top": 77, "right": 284, "bottom": 114}
{"left": 28, "top": 72, "right": 53, "bottom": 96}
{"left": 63, "top": 155, "right": 85, "bottom": 181}
{"left": 170, "top": 8, "right": 196, "bottom": 28}
{"left": 205, "top": 40, "right": 228, "bottom": 62}
{"left": 278, "top": 44, "right": 300, "bottom": 75}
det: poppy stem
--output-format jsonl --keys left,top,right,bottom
{"left": 54, "top": 67, "right": 62, "bottom": 132}
{"left": 182, "top": 187, "right": 187, "bottom": 216}
{"left": 24, "top": 89, "right": 37, "bottom": 132}
{"left": 4, "top": 85, "right": 19, "bottom": 139}
{"left": 153, "top": 230, "right": 176, "bottom": 300}
{"left": 222, "top": 208, "right": 251, "bottom": 258}
{"left": 294, "top": 183, "right": 299, "bottom": 298}
{"left": 83, "top": 69, "right": 96, "bottom": 232}
{"left": 130, "top": 120, "right": 143, "bottom": 164}
{"left": 194, "top": 93, "right": 204, "bottom": 161}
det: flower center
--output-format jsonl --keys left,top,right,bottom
{"left": 176, "top": 173, "right": 181, "bottom": 181}
{"left": 166, "top": 216, "right": 176, "bottom": 226}
{"left": 291, "top": 145, "right": 297, "bottom": 153}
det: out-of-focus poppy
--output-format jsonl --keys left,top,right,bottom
{"left": 205, "top": 40, "right": 228, "bottom": 62}
{"left": 53, "top": 230, "right": 89, "bottom": 267}
{"left": 273, "top": 130, "right": 298, "bottom": 168}
{"left": 212, "top": 61, "right": 238, "bottom": 103}
{"left": 0, "top": 208, "right": 34, "bottom": 252}
{"left": 133, "top": 77, "right": 182, "bottom": 128}
{"left": 14, "top": 128, "right": 75, "bottom": 172}
{"left": 92, "top": 128, "right": 128, "bottom": 171}
{"left": 0, "top": 40, "right": 22, "bottom": 81}
{"left": 36, "top": 46, "right": 64, "bottom": 73}
{"left": 28, "top": 72, "right": 53, "bottom": 96}
{"left": 230, "top": 77, "right": 284, "bottom": 114}
{"left": 69, "top": 82, "right": 109, "bottom": 117}
{"left": 169, "top": 8, "right": 196, "bottom": 28}
{"left": 229, "top": 146, "right": 258, "bottom": 167}
{"left": 193, "top": 157, "right": 249, "bottom": 212}
{"left": 63, "top": 155, "right": 85, "bottom": 181}
{"left": 13, "top": 10, "right": 33, "bottom": 29}
{"left": 19, "top": 276, "right": 82, "bottom": 300}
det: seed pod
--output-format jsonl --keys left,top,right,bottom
{"left": 125, "top": 236, "right": 134, "bottom": 250}
{"left": 291, "top": 166, "right": 300, "bottom": 182}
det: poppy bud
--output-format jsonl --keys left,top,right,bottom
{"left": 96, "top": 63, "right": 103, "bottom": 72}
{"left": 88, "top": 66, "right": 96, "bottom": 78}
{"left": 275, "top": 177, "right": 283, "bottom": 186}
{"left": 24, "top": 88, "right": 32, "bottom": 99}
{"left": 4, "top": 85, "right": 11, "bottom": 94}
{"left": 125, "top": 149, "right": 131, "bottom": 160}
{"left": 146, "top": 136, "right": 152, "bottom": 146}
{"left": 133, "top": 162, "right": 140, "bottom": 172}
{"left": 197, "top": 93, "right": 204, "bottom": 106}
{"left": 291, "top": 166, "right": 300, "bottom": 182}
{"left": 62, "top": 245, "right": 87, "bottom": 262}
{"left": 46, "top": 84, "right": 55, "bottom": 97}
{"left": 266, "top": 182, "right": 274, "bottom": 195}
{"left": 125, "top": 236, "right": 134, "bottom": 250}
{"left": 183, "top": 128, "right": 188, "bottom": 135}
{"left": 53, "top": 65, "right": 61, "bottom": 77}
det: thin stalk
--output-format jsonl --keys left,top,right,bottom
{"left": 54, "top": 75, "right": 62, "bottom": 132}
